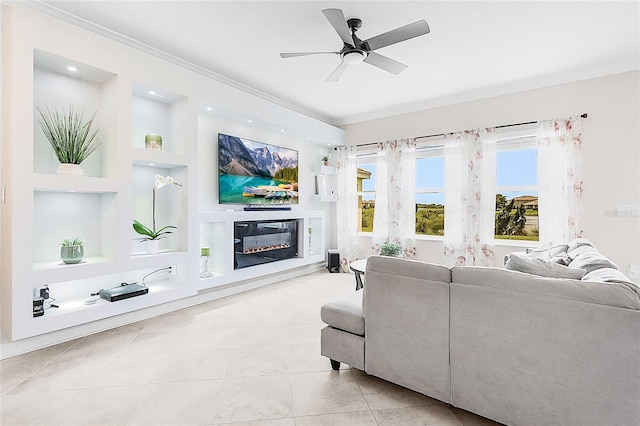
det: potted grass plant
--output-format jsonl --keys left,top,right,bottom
{"left": 36, "top": 105, "right": 101, "bottom": 176}
{"left": 60, "top": 237, "right": 84, "bottom": 264}
{"left": 379, "top": 241, "right": 403, "bottom": 257}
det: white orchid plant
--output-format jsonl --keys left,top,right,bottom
{"left": 133, "top": 175, "right": 182, "bottom": 241}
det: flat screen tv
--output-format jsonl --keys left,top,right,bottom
{"left": 218, "top": 133, "right": 299, "bottom": 205}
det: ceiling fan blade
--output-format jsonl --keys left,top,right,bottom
{"left": 325, "top": 62, "right": 348, "bottom": 83}
{"left": 364, "top": 20, "right": 430, "bottom": 51}
{"left": 280, "top": 52, "right": 339, "bottom": 58}
{"left": 322, "top": 8, "right": 354, "bottom": 46}
{"left": 363, "top": 52, "right": 407, "bottom": 75}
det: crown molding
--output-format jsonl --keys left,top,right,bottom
{"left": 23, "top": 0, "right": 334, "bottom": 126}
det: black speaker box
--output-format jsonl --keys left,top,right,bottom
{"left": 327, "top": 249, "right": 340, "bottom": 273}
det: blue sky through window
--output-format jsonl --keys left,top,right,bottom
{"left": 359, "top": 148, "right": 537, "bottom": 204}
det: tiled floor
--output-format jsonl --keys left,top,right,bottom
{"left": 1, "top": 271, "right": 501, "bottom": 426}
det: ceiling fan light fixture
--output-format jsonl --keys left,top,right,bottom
{"left": 341, "top": 50, "right": 366, "bottom": 65}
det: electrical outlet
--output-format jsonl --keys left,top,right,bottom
{"left": 628, "top": 265, "right": 638, "bottom": 279}
{"left": 168, "top": 265, "right": 177, "bottom": 276}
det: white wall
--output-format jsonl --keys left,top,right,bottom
{"left": 341, "top": 71, "right": 640, "bottom": 274}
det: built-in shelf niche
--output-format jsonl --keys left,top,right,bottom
{"left": 132, "top": 81, "right": 189, "bottom": 154}
{"left": 33, "top": 49, "right": 118, "bottom": 178}
{"left": 199, "top": 221, "right": 229, "bottom": 278}
{"left": 131, "top": 164, "right": 188, "bottom": 256}
{"left": 32, "top": 191, "right": 118, "bottom": 269}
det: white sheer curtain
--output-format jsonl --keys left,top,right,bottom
{"left": 371, "top": 139, "right": 417, "bottom": 259}
{"left": 443, "top": 128, "right": 496, "bottom": 266}
{"left": 537, "top": 116, "right": 584, "bottom": 243}
{"left": 335, "top": 145, "right": 359, "bottom": 272}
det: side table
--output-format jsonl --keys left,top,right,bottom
{"left": 349, "top": 258, "right": 368, "bottom": 291}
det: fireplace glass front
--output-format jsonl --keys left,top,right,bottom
{"left": 234, "top": 219, "right": 299, "bottom": 269}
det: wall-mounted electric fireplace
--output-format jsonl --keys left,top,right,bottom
{"left": 234, "top": 219, "right": 299, "bottom": 269}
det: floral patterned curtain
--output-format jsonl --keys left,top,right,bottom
{"left": 371, "top": 139, "right": 417, "bottom": 259}
{"left": 443, "top": 128, "right": 496, "bottom": 266}
{"left": 335, "top": 146, "right": 360, "bottom": 272}
{"left": 537, "top": 116, "right": 584, "bottom": 243}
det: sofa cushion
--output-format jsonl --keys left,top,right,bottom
{"left": 320, "top": 290, "right": 364, "bottom": 336}
{"left": 452, "top": 266, "right": 640, "bottom": 310}
{"left": 505, "top": 253, "right": 586, "bottom": 279}
{"left": 568, "top": 245, "right": 618, "bottom": 273}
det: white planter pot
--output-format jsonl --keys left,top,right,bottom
{"left": 146, "top": 239, "right": 159, "bottom": 255}
{"left": 57, "top": 163, "right": 84, "bottom": 176}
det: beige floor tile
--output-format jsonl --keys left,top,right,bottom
{"left": 89, "top": 352, "right": 173, "bottom": 387}
{"left": 290, "top": 370, "right": 369, "bottom": 417}
{"left": 119, "top": 330, "right": 187, "bottom": 355}
{"left": 157, "top": 349, "right": 232, "bottom": 382}
{"left": 284, "top": 323, "right": 324, "bottom": 345}
{"left": 225, "top": 346, "right": 289, "bottom": 377}
{"left": 353, "top": 369, "right": 441, "bottom": 410}
{"left": 180, "top": 324, "right": 239, "bottom": 352}
{"left": 7, "top": 355, "right": 112, "bottom": 395}
{"left": 213, "top": 418, "right": 295, "bottom": 426}
{"left": 294, "top": 410, "right": 378, "bottom": 425}
{"left": 57, "top": 326, "right": 141, "bottom": 360}
{"left": 448, "top": 406, "right": 504, "bottom": 426}
{"left": 46, "top": 384, "right": 154, "bottom": 425}
{"left": 0, "top": 340, "right": 79, "bottom": 395}
{"left": 208, "top": 375, "right": 293, "bottom": 424}
{"left": 372, "top": 404, "right": 462, "bottom": 426}
{"left": 0, "top": 389, "right": 77, "bottom": 426}
{"left": 287, "top": 344, "right": 346, "bottom": 374}
{"left": 232, "top": 326, "right": 287, "bottom": 348}
{"left": 130, "top": 380, "right": 224, "bottom": 425}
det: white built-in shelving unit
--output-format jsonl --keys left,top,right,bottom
{"left": 1, "top": 4, "right": 345, "bottom": 344}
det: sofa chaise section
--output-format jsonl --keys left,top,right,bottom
{"left": 320, "top": 289, "right": 365, "bottom": 370}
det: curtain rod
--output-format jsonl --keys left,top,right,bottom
{"left": 346, "top": 113, "right": 588, "bottom": 149}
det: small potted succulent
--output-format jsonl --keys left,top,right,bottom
{"left": 321, "top": 155, "right": 329, "bottom": 166}
{"left": 379, "top": 241, "right": 403, "bottom": 257}
{"left": 61, "top": 237, "right": 84, "bottom": 264}
{"left": 36, "top": 105, "right": 101, "bottom": 176}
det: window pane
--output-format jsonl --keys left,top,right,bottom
{"left": 495, "top": 191, "right": 539, "bottom": 241}
{"left": 358, "top": 164, "right": 376, "bottom": 192}
{"left": 415, "top": 193, "right": 445, "bottom": 236}
{"left": 416, "top": 157, "right": 444, "bottom": 188}
{"left": 496, "top": 148, "right": 537, "bottom": 187}
{"left": 360, "top": 194, "right": 375, "bottom": 232}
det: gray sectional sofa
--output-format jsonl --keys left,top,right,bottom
{"left": 320, "top": 241, "right": 640, "bottom": 426}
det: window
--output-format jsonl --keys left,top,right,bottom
{"left": 415, "top": 145, "right": 445, "bottom": 236}
{"left": 494, "top": 131, "right": 539, "bottom": 241}
{"left": 356, "top": 159, "right": 376, "bottom": 232}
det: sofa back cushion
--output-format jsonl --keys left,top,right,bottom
{"left": 452, "top": 266, "right": 640, "bottom": 310}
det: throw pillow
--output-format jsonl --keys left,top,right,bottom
{"left": 527, "top": 243, "right": 569, "bottom": 261}
{"left": 583, "top": 267, "right": 640, "bottom": 298}
{"left": 568, "top": 247, "right": 618, "bottom": 273}
{"left": 506, "top": 253, "right": 586, "bottom": 279}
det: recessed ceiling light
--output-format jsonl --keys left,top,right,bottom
{"left": 148, "top": 163, "right": 156, "bottom": 166}
{"left": 328, "top": 143, "right": 332, "bottom": 146}
{"left": 149, "top": 90, "right": 156, "bottom": 95}
{"left": 67, "top": 66, "right": 77, "bottom": 72}
{"left": 247, "top": 119, "right": 253, "bottom": 123}
{"left": 281, "top": 129, "right": 285, "bottom": 133}
{"left": 206, "top": 107, "right": 212, "bottom": 111}
{"left": 68, "top": 190, "right": 77, "bottom": 193}
{"left": 307, "top": 137, "right": 311, "bottom": 140}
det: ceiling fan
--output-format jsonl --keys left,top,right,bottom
{"left": 280, "top": 8, "right": 430, "bottom": 83}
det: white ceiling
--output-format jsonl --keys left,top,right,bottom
{"left": 36, "top": 1, "right": 640, "bottom": 126}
